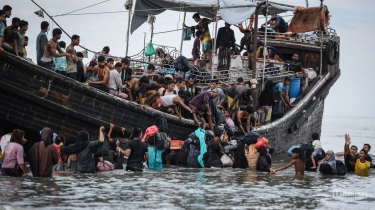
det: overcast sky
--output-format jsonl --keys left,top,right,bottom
{"left": 2, "top": 0, "right": 374, "bottom": 117}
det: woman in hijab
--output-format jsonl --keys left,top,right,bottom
{"left": 258, "top": 80, "right": 275, "bottom": 122}
{"left": 256, "top": 147, "right": 273, "bottom": 172}
{"left": 61, "top": 126, "right": 105, "bottom": 173}
{"left": 27, "top": 127, "right": 59, "bottom": 177}
{"left": 319, "top": 150, "right": 337, "bottom": 175}
{"left": 2, "top": 129, "right": 28, "bottom": 176}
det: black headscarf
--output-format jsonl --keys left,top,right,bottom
{"left": 61, "top": 131, "right": 90, "bottom": 155}
{"left": 258, "top": 80, "right": 276, "bottom": 106}
{"left": 41, "top": 127, "right": 53, "bottom": 147}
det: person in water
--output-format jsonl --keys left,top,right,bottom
{"left": 362, "top": 143, "right": 372, "bottom": 163}
{"left": 271, "top": 147, "right": 305, "bottom": 175}
{"left": 343, "top": 134, "right": 358, "bottom": 172}
{"left": 355, "top": 149, "right": 371, "bottom": 176}
{"left": 61, "top": 126, "right": 106, "bottom": 173}
{"left": 319, "top": 150, "right": 337, "bottom": 175}
{"left": 310, "top": 133, "right": 323, "bottom": 169}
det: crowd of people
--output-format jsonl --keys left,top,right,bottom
{"left": 0, "top": 124, "right": 372, "bottom": 177}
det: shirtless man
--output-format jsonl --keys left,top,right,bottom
{"left": 139, "top": 78, "right": 165, "bottom": 106}
{"left": 235, "top": 106, "right": 252, "bottom": 135}
{"left": 87, "top": 55, "right": 110, "bottom": 92}
{"left": 66, "top": 34, "right": 80, "bottom": 80}
{"left": 128, "top": 76, "right": 148, "bottom": 102}
{"left": 271, "top": 147, "right": 305, "bottom": 175}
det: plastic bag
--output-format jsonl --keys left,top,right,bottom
{"left": 231, "top": 56, "right": 243, "bottom": 69}
{"left": 145, "top": 43, "right": 155, "bottom": 56}
{"left": 182, "top": 27, "right": 192, "bottom": 41}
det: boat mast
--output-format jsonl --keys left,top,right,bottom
{"left": 125, "top": 0, "right": 133, "bottom": 57}
{"left": 319, "top": 0, "right": 323, "bottom": 77}
{"left": 179, "top": 12, "right": 187, "bottom": 55}
{"left": 212, "top": 0, "right": 220, "bottom": 79}
{"left": 262, "top": 0, "right": 269, "bottom": 90}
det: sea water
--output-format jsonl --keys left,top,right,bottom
{"left": 0, "top": 115, "right": 374, "bottom": 209}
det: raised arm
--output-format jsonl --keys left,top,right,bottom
{"left": 99, "top": 126, "right": 105, "bottom": 142}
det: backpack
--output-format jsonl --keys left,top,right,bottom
{"left": 154, "top": 132, "right": 169, "bottom": 150}
{"left": 187, "top": 144, "right": 201, "bottom": 168}
{"left": 336, "top": 160, "right": 347, "bottom": 175}
{"left": 162, "top": 89, "right": 176, "bottom": 96}
{"left": 241, "top": 131, "right": 260, "bottom": 145}
{"left": 299, "top": 142, "right": 313, "bottom": 159}
{"left": 156, "top": 117, "right": 168, "bottom": 134}
{"left": 272, "top": 99, "right": 284, "bottom": 118}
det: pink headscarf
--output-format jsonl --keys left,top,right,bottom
{"left": 141, "top": 125, "right": 159, "bottom": 142}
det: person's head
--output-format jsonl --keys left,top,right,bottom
{"left": 19, "top": 20, "right": 28, "bottom": 31}
{"left": 156, "top": 77, "right": 166, "bottom": 88}
{"left": 156, "top": 48, "right": 165, "bottom": 58}
{"left": 363, "top": 144, "right": 371, "bottom": 152}
{"left": 76, "top": 52, "right": 84, "bottom": 61}
{"left": 359, "top": 149, "right": 368, "bottom": 160}
{"left": 284, "top": 76, "right": 291, "bottom": 86}
{"left": 102, "top": 46, "right": 110, "bottom": 54}
{"left": 24, "top": 36, "right": 28, "bottom": 47}
{"left": 245, "top": 105, "right": 253, "bottom": 114}
{"left": 147, "top": 64, "right": 155, "bottom": 73}
{"left": 3, "top": 5, "right": 11, "bottom": 18}
{"left": 256, "top": 106, "right": 263, "bottom": 114}
{"left": 192, "top": 13, "right": 201, "bottom": 22}
{"left": 114, "top": 62, "right": 122, "bottom": 72}
{"left": 97, "top": 55, "right": 106, "bottom": 68}
{"left": 237, "top": 77, "right": 244, "bottom": 84}
{"left": 196, "top": 31, "right": 203, "bottom": 39}
{"left": 292, "top": 53, "right": 299, "bottom": 61}
{"left": 10, "top": 129, "right": 23, "bottom": 145}
{"left": 107, "top": 58, "right": 114, "bottom": 69}
{"left": 41, "top": 21, "right": 49, "bottom": 31}
{"left": 268, "top": 49, "right": 275, "bottom": 57}
{"left": 139, "top": 76, "right": 149, "bottom": 86}
{"left": 40, "top": 127, "right": 53, "bottom": 147}
{"left": 244, "top": 29, "right": 251, "bottom": 38}
{"left": 325, "top": 150, "right": 335, "bottom": 161}
{"left": 121, "top": 58, "right": 130, "bottom": 68}
{"left": 350, "top": 145, "right": 358, "bottom": 155}
{"left": 55, "top": 134, "right": 66, "bottom": 145}
{"left": 291, "top": 147, "right": 300, "bottom": 159}
{"left": 71, "top": 34, "right": 80, "bottom": 46}
{"left": 0, "top": 10, "right": 5, "bottom": 22}
{"left": 211, "top": 89, "right": 219, "bottom": 99}
{"left": 132, "top": 127, "right": 143, "bottom": 139}
{"left": 89, "top": 61, "right": 97, "bottom": 70}
{"left": 224, "top": 22, "right": 231, "bottom": 28}
{"left": 59, "top": 41, "right": 66, "bottom": 49}
{"left": 11, "top": 17, "right": 20, "bottom": 27}
{"left": 167, "top": 80, "right": 176, "bottom": 91}
{"left": 176, "top": 77, "right": 185, "bottom": 89}
{"left": 187, "top": 75, "right": 195, "bottom": 86}
{"left": 311, "top": 133, "right": 320, "bottom": 140}
{"left": 52, "top": 28, "right": 63, "bottom": 40}
{"left": 210, "top": 80, "right": 218, "bottom": 90}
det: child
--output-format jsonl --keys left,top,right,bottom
{"left": 192, "top": 31, "right": 202, "bottom": 66}
{"left": 23, "top": 36, "right": 28, "bottom": 58}
{"left": 53, "top": 134, "right": 66, "bottom": 171}
{"left": 97, "top": 157, "right": 115, "bottom": 171}
{"left": 310, "top": 133, "right": 323, "bottom": 169}
{"left": 0, "top": 10, "right": 5, "bottom": 52}
{"left": 14, "top": 20, "right": 28, "bottom": 57}
{"left": 161, "top": 80, "right": 176, "bottom": 96}
{"left": 271, "top": 147, "right": 305, "bottom": 175}
{"left": 253, "top": 106, "right": 265, "bottom": 128}
{"left": 54, "top": 41, "right": 67, "bottom": 76}
{"left": 76, "top": 52, "right": 85, "bottom": 82}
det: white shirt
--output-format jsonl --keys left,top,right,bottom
{"left": 109, "top": 70, "right": 124, "bottom": 91}
{"left": 312, "top": 140, "right": 322, "bottom": 149}
{"left": 161, "top": 95, "right": 176, "bottom": 107}
{"left": 0, "top": 134, "right": 11, "bottom": 154}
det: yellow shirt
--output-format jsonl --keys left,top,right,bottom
{"left": 23, "top": 47, "right": 27, "bottom": 58}
{"left": 355, "top": 159, "right": 370, "bottom": 176}
{"left": 201, "top": 31, "right": 211, "bottom": 44}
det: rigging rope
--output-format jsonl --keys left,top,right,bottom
{"left": 52, "top": 0, "right": 110, "bottom": 17}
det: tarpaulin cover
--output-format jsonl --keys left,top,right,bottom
{"left": 288, "top": 6, "right": 330, "bottom": 33}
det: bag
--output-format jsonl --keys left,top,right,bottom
{"left": 241, "top": 131, "right": 260, "bottom": 145}
{"left": 182, "top": 27, "right": 192, "bottom": 41}
{"left": 272, "top": 100, "right": 285, "bottom": 118}
{"left": 155, "top": 117, "right": 168, "bottom": 133}
{"left": 93, "top": 133, "right": 110, "bottom": 157}
{"left": 231, "top": 56, "right": 243, "bottom": 69}
{"left": 145, "top": 43, "right": 155, "bottom": 56}
{"left": 154, "top": 132, "right": 169, "bottom": 150}
{"left": 299, "top": 142, "right": 313, "bottom": 159}
{"left": 254, "top": 137, "right": 268, "bottom": 149}
{"left": 174, "top": 56, "right": 191, "bottom": 72}
{"left": 187, "top": 144, "right": 201, "bottom": 168}
{"left": 336, "top": 160, "right": 347, "bottom": 175}
{"left": 221, "top": 154, "right": 233, "bottom": 167}
{"left": 245, "top": 144, "right": 259, "bottom": 170}
{"left": 287, "top": 144, "right": 300, "bottom": 156}
{"left": 170, "top": 140, "right": 184, "bottom": 150}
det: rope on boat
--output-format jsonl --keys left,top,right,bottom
{"left": 52, "top": 0, "right": 110, "bottom": 17}
{"left": 41, "top": 79, "right": 53, "bottom": 99}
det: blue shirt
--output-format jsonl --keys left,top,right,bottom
{"left": 54, "top": 48, "right": 67, "bottom": 71}
{"left": 36, "top": 31, "right": 48, "bottom": 64}
{"left": 273, "top": 82, "right": 289, "bottom": 94}
{"left": 0, "top": 22, "right": 4, "bottom": 37}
